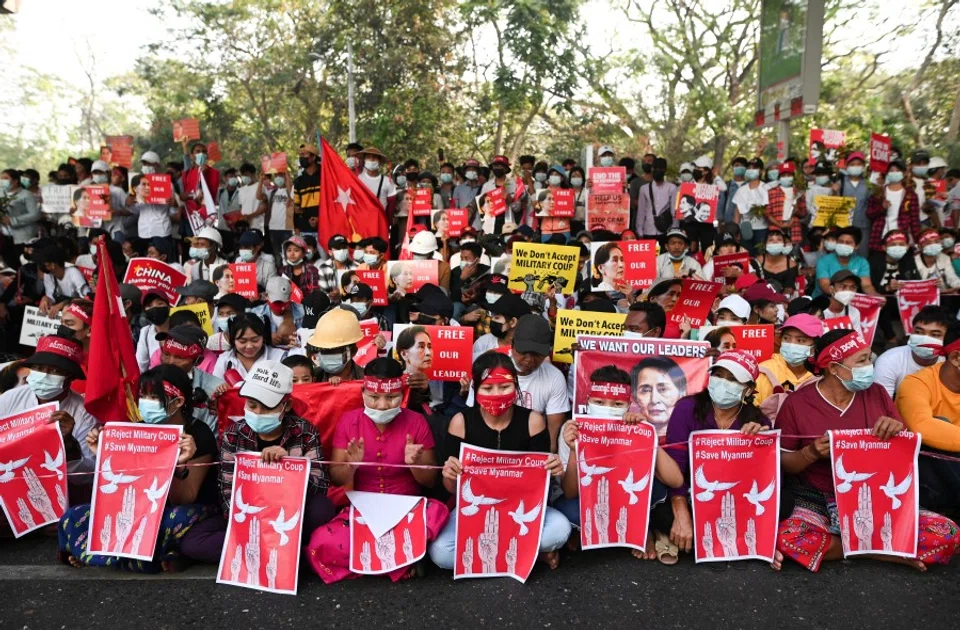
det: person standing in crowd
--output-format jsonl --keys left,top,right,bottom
{"left": 636, "top": 157, "right": 677, "bottom": 238}
{"left": 839, "top": 151, "right": 871, "bottom": 257}
{"left": 127, "top": 174, "right": 178, "bottom": 251}
{"left": 453, "top": 159, "right": 483, "bottom": 220}
{"left": 1, "top": 168, "right": 42, "bottom": 264}
{"left": 732, "top": 158, "right": 770, "bottom": 255}
{"left": 357, "top": 146, "right": 396, "bottom": 212}
{"left": 293, "top": 143, "right": 321, "bottom": 237}
{"left": 718, "top": 157, "right": 748, "bottom": 226}
{"left": 866, "top": 161, "right": 921, "bottom": 253}
{"left": 317, "top": 234, "right": 356, "bottom": 303}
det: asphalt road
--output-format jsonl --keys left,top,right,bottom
{"left": 1, "top": 533, "right": 958, "bottom": 629}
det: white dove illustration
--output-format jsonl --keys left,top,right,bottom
{"left": 578, "top": 450, "right": 614, "bottom": 487}
{"left": 143, "top": 476, "right": 170, "bottom": 513}
{"left": 694, "top": 465, "right": 739, "bottom": 502}
{"left": 508, "top": 500, "right": 542, "bottom": 536}
{"left": 269, "top": 507, "right": 300, "bottom": 546}
{"left": 459, "top": 479, "right": 505, "bottom": 516}
{"left": 233, "top": 486, "right": 267, "bottom": 523}
{"left": 407, "top": 510, "right": 415, "bottom": 524}
{"left": 41, "top": 449, "right": 64, "bottom": 480}
{"left": 0, "top": 456, "right": 30, "bottom": 483}
{"left": 880, "top": 471, "right": 912, "bottom": 509}
{"left": 834, "top": 454, "right": 875, "bottom": 494}
{"left": 743, "top": 479, "right": 776, "bottom": 515}
{"left": 355, "top": 514, "right": 367, "bottom": 525}
{"left": 98, "top": 457, "right": 141, "bottom": 494}
{"left": 617, "top": 469, "right": 650, "bottom": 505}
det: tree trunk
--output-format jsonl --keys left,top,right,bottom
{"left": 947, "top": 81, "right": 960, "bottom": 145}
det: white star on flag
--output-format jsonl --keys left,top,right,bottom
{"left": 336, "top": 186, "right": 355, "bottom": 213}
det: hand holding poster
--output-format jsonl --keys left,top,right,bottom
{"left": 349, "top": 492, "right": 428, "bottom": 574}
{"left": 576, "top": 419, "right": 657, "bottom": 551}
{"left": 88, "top": 423, "right": 182, "bottom": 560}
{"left": 586, "top": 167, "right": 629, "bottom": 233}
{"left": 19, "top": 306, "right": 61, "bottom": 347}
{"left": 386, "top": 260, "right": 439, "bottom": 297}
{"left": 218, "top": 452, "right": 311, "bottom": 595}
{"left": 809, "top": 128, "right": 846, "bottom": 164}
{"left": 230, "top": 263, "right": 259, "bottom": 300}
{"left": 589, "top": 240, "right": 657, "bottom": 292}
{"left": 668, "top": 279, "right": 724, "bottom": 328}
{"left": 454, "top": 444, "right": 550, "bottom": 583}
{"left": 123, "top": 258, "right": 188, "bottom": 305}
{"left": 829, "top": 430, "right": 920, "bottom": 558}
{"left": 144, "top": 174, "right": 173, "bottom": 205}
{"left": 353, "top": 319, "right": 382, "bottom": 368}
{"left": 412, "top": 189, "right": 434, "bottom": 217}
{"left": 699, "top": 325, "right": 774, "bottom": 363}
{"left": 0, "top": 403, "right": 67, "bottom": 537}
{"left": 811, "top": 196, "right": 854, "bottom": 228}
{"left": 870, "top": 133, "right": 891, "bottom": 174}
{"left": 897, "top": 279, "right": 939, "bottom": 331}
{"left": 434, "top": 208, "right": 469, "bottom": 238}
{"left": 173, "top": 118, "right": 200, "bottom": 142}
{"left": 508, "top": 242, "right": 580, "bottom": 295}
{"left": 552, "top": 309, "right": 625, "bottom": 364}
{"left": 84, "top": 185, "right": 112, "bottom": 221}
{"left": 850, "top": 293, "right": 887, "bottom": 346}
{"left": 711, "top": 252, "right": 752, "bottom": 284}
{"left": 675, "top": 182, "right": 720, "bottom": 223}
{"left": 393, "top": 324, "right": 473, "bottom": 381}
{"left": 689, "top": 430, "right": 781, "bottom": 562}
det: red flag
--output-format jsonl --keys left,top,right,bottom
{"left": 319, "top": 137, "right": 388, "bottom": 247}
{"left": 84, "top": 238, "right": 141, "bottom": 422}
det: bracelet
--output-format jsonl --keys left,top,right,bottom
{"left": 801, "top": 444, "right": 818, "bottom": 464}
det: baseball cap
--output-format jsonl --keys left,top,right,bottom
{"left": 141, "top": 151, "right": 161, "bottom": 164}
{"left": 487, "top": 293, "right": 531, "bottom": 320}
{"left": 176, "top": 280, "right": 217, "bottom": 300}
{"left": 734, "top": 273, "right": 760, "bottom": 292}
{"left": 743, "top": 282, "right": 787, "bottom": 304}
{"left": 597, "top": 145, "right": 615, "bottom": 156}
{"left": 23, "top": 333, "right": 86, "bottom": 380}
{"left": 830, "top": 269, "right": 859, "bottom": 286}
{"left": 679, "top": 162, "right": 695, "bottom": 173}
{"left": 91, "top": 160, "right": 110, "bottom": 173}
{"left": 346, "top": 283, "right": 374, "bottom": 302}
{"left": 846, "top": 151, "right": 866, "bottom": 163}
{"left": 711, "top": 349, "right": 759, "bottom": 384}
{"left": 664, "top": 228, "right": 689, "bottom": 242}
{"left": 717, "top": 295, "right": 750, "bottom": 320}
{"left": 512, "top": 314, "right": 552, "bottom": 356}
{"left": 781, "top": 314, "right": 823, "bottom": 339}
{"left": 694, "top": 155, "right": 713, "bottom": 169}
{"left": 238, "top": 230, "right": 264, "bottom": 247}
{"left": 779, "top": 162, "right": 796, "bottom": 175}
{"left": 328, "top": 235, "right": 349, "bottom": 250}
{"left": 119, "top": 283, "right": 142, "bottom": 306}
{"left": 266, "top": 276, "right": 292, "bottom": 303}
{"left": 239, "top": 360, "right": 293, "bottom": 408}
{"left": 301, "top": 291, "right": 332, "bottom": 329}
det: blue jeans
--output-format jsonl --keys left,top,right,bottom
{"left": 551, "top": 480, "right": 669, "bottom": 529}
{"left": 428, "top": 506, "right": 572, "bottom": 570}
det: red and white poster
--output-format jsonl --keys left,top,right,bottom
{"left": 446, "top": 208, "right": 470, "bottom": 237}
{"left": 123, "top": 258, "right": 187, "bottom": 306}
{"left": 809, "top": 128, "right": 846, "bottom": 165}
{"left": 289, "top": 279, "right": 303, "bottom": 304}
{"left": 829, "top": 429, "right": 920, "bottom": 558}
{"left": 572, "top": 335, "right": 710, "bottom": 436}
{"left": 357, "top": 269, "right": 388, "bottom": 306}
{"left": 689, "top": 430, "right": 781, "bottom": 563}
{"left": 412, "top": 189, "right": 434, "bottom": 217}
{"left": 349, "top": 492, "right": 427, "bottom": 575}
{"left": 897, "top": 279, "right": 939, "bottom": 332}
{"left": 576, "top": 418, "right": 657, "bottom": 551}
{"left": 88, "top": 423, "right": 181, "bottom": 560}
{"left": 586, "top": 167, "right": 629, "bottom": 233}
{"left": 353, "top": 319, "right": 382, "bottom": 368}
{"left": 0, "top": 403, "right": 68, "bottom": 537}
{"left": 173, "top": 118, "right": 200, "bottom": 142}
{"left": 479, "top": 187, "right": 507, "bottom": 218}
{"left": 711, "top": 252, "right": 752, "bottom": 284}
{"left": 85, "top": 184, "right": 112, "bottom": 221}
{"left": 454, "top": 444, "right": 550, "bottom": 583}
{"left": 675, "top": 182, "right": 720, "bottom": 223}
{"left": 386, "top": 260, "right": 439, "bottom": 297}
{"left": 230, "top": 263, "right": 259, "bottom": 300}
{"left": 551, "top": 188, "right": 576, "bottom": 218}
{"left": 144, "top": 174, "right": 173, "bottom": 205}
{"left": 870, "top": 133, "right": 891, "bottom": 174}
{"left": 392, "top": 324, "right": 473, "bottom": 382}
{"left": 850, "top": 293, "right": 887, "bottom": 347}
{"left": 668, "top": 279, "right": 724, "bottom": 328}
{"left": 700, "top": 325, "right": 774, "bottom": 363}
{"left": 207, "top": 142, "right": 222, "bottom": 163}
{"left": 217, "top": 452, "right": 311, "bottom": 595}
{"left": 589, "top": 240, "right": 657, "bottom": 292}
{"left": 823, "top": 315, "right": 854, "bottom": 333}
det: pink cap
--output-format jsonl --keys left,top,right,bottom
{"left": 781, "top": 314, "right": 823, "bottom": 339}
{"left": 712, "top": 349, "right": 759, "bottom": 383}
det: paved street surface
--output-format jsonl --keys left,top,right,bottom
{"left": 0, "top": 533, "right": 957, "bottom": 629}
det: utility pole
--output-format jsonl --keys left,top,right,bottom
{"left": 777, "top": 119, "right": 790, "bottom": 162}
{"left": 347, "top": 41, "right": 356, "bottom": 143}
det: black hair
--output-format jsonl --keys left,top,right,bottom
{"left": 913, "top": 305, "right": 953, "bottom": 330}
{"left": 0, "top": 360, "right": 26, "bottom": 393}
{"left": 239, "top": 162, "right": 257, "bottom": 175}
{"left": 704, "top": 326, "right": 734, "bottom": 349}
{"left": 228, "top": 313, "right": 268, "bottom": 351}
{"left": 55, "top": 236, "right": 80, "bottom": 262}
{"left": 569, "top": 166, "right": 585, "bottom": 180}
{"left": 804, "top": 328, "right": 853, "bottom": 375}
{"left": 35, "top": 245, "right": 66, "bottom": 268}
{"left": 944, "top": 323, "right": 960, "bottom": 350}
{"left": 647, "top": 278, "right": 682, "bottom": 300}
{"left": 628, "top": 301, "right": 666, "bottom": 333}
{"left": 364, "top": 357, "right": 405, "bottom": 379}
{"left": 77, "top": 157, "right": 93, "bottom": 173}
{"left": 836, "top": 226, "right": 863, "bottom": 245}
{"left": 169, "top": 309, "right": 203, "bottom": 329}
{"left": 631, "top": 357, "right": 687, "bottom": 401}
{"left": 139, "top": 364, "right": 195, "bottom": 427}
{"left": 2, "top": 169, "right": 21, "bottom": 182}
{"left": 731, "top": 156, "right": 748, "bottom": 166}
{"left": 223, "top": 168, "right": 238, "bottom": 177}
{"left": 581, "top": 298, "right": 617, "bottom": 313}
{"left": 282, "top": 355, "right": 314, "bottom": 371}
{"left": 340, "top": 270, "right": 359, "bottom": 291}
{"left": 212, "top": 265, "right": 229, "bottom": 283}
{"left": 166, "top": 161, "right": 183, "bottom": 173}
{"left": 946, "top": 168, "right": 960, "bottom": 179}
{"left": 591, "top": 229, "right": 620, "bottom": 242}
{"left": 472, "top": 351, "right": 519, "bottom": 394}
{"left": 346, "top": 142, "right": 364, "bottom": 152}
{"left": 460, "top": 242, "right": 482, "bottom": 259}
{"left": 396, "top": 325, "right": 429, "bottom": 360}
{"left": 589, "top": 364, "right": 631, "bottom": 385}
{"left": 365, "top": 237, "right": 388, "bottom": 253}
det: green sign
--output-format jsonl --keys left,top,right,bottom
{"left": 758, "top": 0, "right": 808, "bottom": 92}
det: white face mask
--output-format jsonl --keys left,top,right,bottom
{"left": 586, "top": 403, "right": 627, "bottom": 418}
{"left": 346, "top": 157, "right": 357, "bottom": 169}
{"left": 600, "top": 156, "right": 615, "bottom": 167}
{"left": 833, "top": 290, "right": 855, "bottom": 306}
{"left": 333, "top": 248, "right": 349, "bottom": 262}
{"left": 364, "top": 160, "right": 380, "bottom": 172}
{"left": 141, "top": 165, "right": 156, "bottom": 175}
{"left": 365, "top": 406, "right": 401, "bottom": 425}
{"left": 485, "top": 292, "right": 502, "bottom": 304}
{"left": 465, "top": 171, "right": 478, "bottom": 181}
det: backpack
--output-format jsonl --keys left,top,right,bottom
{"left": 757, "top": 366, "right": 819, "bottom": 426}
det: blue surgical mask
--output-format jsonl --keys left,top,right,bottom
{"left": 343, "top": 301, "right": 367, "bottom": 316}
{"left": 912, "top": 166, "right": 928, "bottom": 177}
{"left": 781, "top": 243, "right": 793, "bottom": 254}
{"left": 241, "top": 175, "right": 252, "bottom": 186}
{"left": 886, "top": 245, "right": 908, "bottom": 260}
{"left": 824, "top": 240, "right": 837, "bottom": 252}
{"left": 238, "top": 249, "right": 255, "bottom": 262}
{"left": 779, "top": 177, "right": 793, "bottom": 188}
{"left": 815, "top": 175, "right": 831, "bottom": 186}
{"left": 535, "top": 172, "right": 547, "bottom": 182}
{"left": 886, "top": 171, "right": 904, "bottom": 184}
{"left": 908, "top": 334, "right": 942, "bottom": 360}
{"left": 943, "top": 238, "right": 955, "bottom": 249}
{"left": 26, "top": 370, "right": 66, "bottom": 400}
{"left": 92, "top": 174, "right": 109, "bottom": 184}
{"left": 353, "top": 249, "right": 365, "bottom": 262}
{"left": 548, "top": 175, "right": 563, "bottom": 186}
{"left": 571, "top": 177, "right": 584, "bottom": 187}
{"left": 465, "top": 171, "right": 478, "bottom": 181}
{"left": 780, "top": 342, "right": 811, "bottom": 366}
{"left": 834, "top": 243, "right": 854, "bottom": 258}
{"left": 600, "top": 156, "right": 615, "bottom": 167}
{"left": 767, "top": 169, "right": 780, "bottom": 182}
{"left": 396, "top": 175, "right": 407, "bottom": 187}
{"left": 214, "top": 316, "right": 231, "bottom": 332}
{"left": 244, "top": 408, "right": 282, "bottom": 434}
{"left": 680, "top": 172, "right": 694, "bottom": 182}
{"left": 440, "top": 173, "right": 453, "bottom": 184}
{"left": 228, "top": 177, "right": 239, "bottom": 187}
{"left": 319, "top": 350, "right": 349, "bottom": 374}
{"left": 138, "top": 398, "right": 171, "bottom": 424}
{"left": 707, "top": 375, "right": 746, "bottom": 409}
{"left": 836, "top": 363, "right": 875, "bottom": 392}
{"left": 922, "top": 244, "right": 943, "bottom": 257}
{"left": 847, "top": 166, "right": 863, "bottom": 177}
{"left": 0, "top": 179, "right": 10, "bottom": 190}
{"left": 273, "top": 176, "right": 285, "bottom": 188}
{"left": 744, "top": 169, "right": 760, "bottom": 181}
{"left": 733, "top": 166, "right": 747, "bottom": 177}
{"left": 194, "top": 153, "right": 208, "bottom": 167}
{"left": 766, "top": 243, "right": 785, "bottom": 255}
{"left": 20, "top": 176, "right": 31, "bottom": 188}
{"left": 189, "top": 247, "right": 209, "bottom": 260}
{"left": 363, "top": 253, "right": 379, "bottom": 265}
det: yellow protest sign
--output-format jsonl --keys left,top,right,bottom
{"left": 170, "top": 302, "right": 213, "bottom": 336}
{"left": 552, "top": 309, "right": 625, "bottom": 364}
{"left": 508, "top": 242, "right": 581, "bottom": 295}
{"left": 812, "top": 196, "right": 854, "bottom": 228}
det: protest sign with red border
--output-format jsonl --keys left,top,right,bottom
{"left": 207, "top": 142, "right": 222, "bottom": 163}
{"left": 230, "top": 263, "right": 259, "bottom": 300}
{"left": 700, "top": 325, "right": 775, "bottom": 363}
{"left": 144, "top": 174, "right": 173, "bottom": 205}
{"left": 445, "top": 208, "right": 470, "bottom": 237}
{"left": 809, "top": 128, "right": 846, "bottom": 165}
{"left": 823, "top": 315, "right": 854, "bottom": 333}
{"left": 386, "top": 260, "right": 439, "bottom": 297}
{"left": 392, "top": 324, "right": 473, "bottom": 382}
{"left": 668, "top": 279, "right": 724, "bottom": 328}
{"left": 412, "top": 189, "right": 434, "bottom": 217}
{"left": 479, "top": 188, "right": 507, "bottom": 218}
{"left": 897, "top": 279, "right": 939, "bottom": 332}
{"left": 870, "top": 133, "right": 891, "bottom": 174}
{"left": 711, "top": 252, "right": 752, "bottom": 284}
{"left": 85, "top": 184, "right": 112, "bottom": 221}
{"left": 675, "top": 182, "right": 720, "bottom": 223}
{"left": 123, "top": 258, "right": 187, "bottom": 306}
{"left": 586, "top": 167, "right": 629, "bottom": 233}
{"left": 350, "top": 496, "right": 427, "bottom": 575}
{"left": 850, "top": 293, "right": 887, "bottom": 346}
{"left": 173, "top": 118, "right": 200, "bottom": 143}
{"left": 357, "top": 269, "right": 387, "bottom": 306}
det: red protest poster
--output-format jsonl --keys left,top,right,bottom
{"left": 823, "top": 315, "right": 853, "bottom": 333}
{"left": 551, "top": 188, "right": 576, "bottom": 218}
{"left": 809, "top": 128, "right": 846, "bottom": 165}
{"left": 479, "top": 188, "right": 507, "bottom": 218}
{"left": 144, "top": 174, "right": 173, "bottom": 205}
{"left": 217, "top": 452, "right": 311, "bottom": 595}
{"left": 897, "top": 279, "right": 939, "bottom": 332}
{"left": 412, "top": 188, "right": 434, "bottom": 217}
{"left": 386, "top": 260, "right": 438, "bottom": 297}
{"left": 357, "top": 269, "right": 388, "bottom": 306}
{"left": 0, "top": 404, "right": 67, "bottom": 537}
{"left": 454, "top": 444, "right": 550, "bottom": 583}
{"left": 87, "top": 423, "right": 181, "bottom": 560}
{"left": 349, "top": 493, "right": 427, "bottom": 574}
{"left": 85, "top": 184, "right": 112, "bottom": 221}
{"left": 675, "top": 182, "right": 720, "bottom": 223}
{"left": 105, "top": 135, "right": 134, "bottom": 148}
{"left": 269, "top": 152, "right": 287, "bottom": 173}
{"left": 393, "top": 324, "right": 473, "bottom": 382}
{"left": 353, "top": 319, "right": 381, "bottom": 368}
{"left": 230, "top": 263, "right": 259, "bottom": 300}
{"left": 207, "top": 142, "right": 222, "bottom": 163}
{"left": 870, "top": 133, "right": 891, "bottom": 174}
{"left": 690, "top": 430, "right": 781, "bottom": 563}
{"left": 701, "top": 325, "right": 775, "bottom": 363}
{"left": 850, "top": 293, "right": 886, "bottom": 347}
{"left": 589, "top": 241, "right": 657, "bottom": 292}
{"left": 829, "top": 430, "right": 920, "bottom": 558}
{"left": 623, "top": 240, "right": 658, "bottom": 290}
{"left": 288, "top": 277, "right": 303, "bottom": 304}
{"left": 572, "top": 335, "right": 709, "bottom": 436}
{"left": 123, "top": 257, "right": 187, "bottom": 305}
{"left": 711, "top": 252, "right": 752, "bottom": 284}
{"left": 111, "top": 144, "right": 134, "bottom": 169}
{"left": 586, "top": 167, "right": 629, "bottom": 233}
{"left": 173, "top": 118, "right": 200, "bottom": 143}
{"left": 668, "top": 279, "right": 724, "bottom": 328}
{"left": 445, "top": 209, "right": 470, "bottom": 238}
{"left": 576, "top": 419, "right": 657, "bottom": 551}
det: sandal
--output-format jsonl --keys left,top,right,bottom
{"left": 654, "top": 532, "right": 679, "bottom": 565}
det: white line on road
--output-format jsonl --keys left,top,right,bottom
{"left": 0, "top": 565, "right": 218, "bottom": 580}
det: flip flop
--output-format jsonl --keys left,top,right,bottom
{"left": 654, "top": 532, "right": 679, "bottom": 565}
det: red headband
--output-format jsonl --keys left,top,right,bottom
{"left": 64, "top": 304, "right": 92, "bottom": 326}
{"left": 36, "top": 336, "right": 83, "bottom": 364}
{"left": 163, "top": 381, "right": 183, "bottom": 399}
{"left": 588, "top": 381, "right": 631, "bottom": 402}
{"left": 480, "top": 366, "right": 514, "bottom": 385}
{"left": 815, "top": 331, "right": 868, "bottom": 369}
{"left": 161, "top": 338, "right": 203, "bottom": 360}
{"left": 919, "top": 231, "right": 941, "bottom": 246}
{"left": 363, "top": 375, "right": 403, "bottom": 394}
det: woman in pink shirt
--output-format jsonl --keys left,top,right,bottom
{"left": 306, "top": 358, "right": 450, "bottom": 582}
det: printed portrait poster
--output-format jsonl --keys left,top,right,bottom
{"left": 260, "top": 152, "right": 287, "bottom": 173}
{"left": 218, "top": 453, "right": 311, "bottom": 595}
{"left": 88, "top": 423, "right": 181, "bottom": 561}
{"left": 829, "top": 430, "right": 920, "bottom": 558}
{"left": 675, "top": 182, "right": 720, "bottom": 223}
{"left": 589, "top": 240, "right": 657, "bottom": 293}
{"left": 711, "top": 252, "right": 752, "bottom": 284}
{"left": 19, "top": 306, "right": 61, "bottom": 348}
{"left": 850, "top": 293, "right": 886, "bottom": 346}
{"left": 434, "top": 208, "right": 469, "bottom": 238}
{"left": 552, "top": 309, "right": 625, "bottom": 364}
{"left": 412, "top": 188, "right": 434, "bottom": 217}
{"left": 229, "top": 263, "right": 259, "bottom": 300}
{"left": 143, "top": 174, "right": 173, "bottom": 205}
{"left": 508, "top": 242, "right": 580, "bottom": 296}
{"left": 586, "top": 166, "right": 629, "bottom": 233}
{"left": 109, "top": 143, "right": 134, "bottom": 169}
{"left": 477, "top": 187, "right": 507, "bottom": 218}
{"left": 0, "top": 403, "right": 67, "bottom": 537}
{"left": 822, "top": 315, "right": 853, "bottom": 333}
{"left": 173, "top": 118, "right": 200, "bottom": 142}
{"left": 689, "top": 430, "right": 781, "bottom": 563}
{"left": 454, "top": 444, "right": 550, "bottom": 583}
{"left": 84, "top": 184, "right": 112, "bottom": 221}
{"left": 170, "top": 303, "right": 213, "bottom": 336}
{"left": 551, "top": 188, "right": 576, "bottom": 218}
{"left": 870, "top": 133, "right": 891, "bottom": 174}
{"left": 123, "top": 258, "right": 187, "bottom": 305}
{"left": 572, "top": 335, "right": 710, "bottom": 437}
{"left": 207, "top": 142, "right": 222, "bottom": 163}
{"left": 386, "top": 260, "right": 439, "bottom": 296}
{"left": 392, "top": 324, "right": 473, "bottom": 382}
{"left": 40, "top": 184, "right": 74, "bottom": 214}
{"left": 897, "top": 279, "right": 940, "bottom": 332}
{"left": 349, "top": 492, "right": 427, "bottom": 575}
{"left": 576, "top": 419, "right": 657, "bottom": 552}
{"left": 668, "top": 279, "right": 724, "bottom": 328}
{"left": 352, "top": 319, "right": 382, "bottom": 368}
{"left": 809, "top": 128, "right": 846, "bottom": 165}
{"left": 356, "top": 269, "right": 388, "bottom": 306}
{"left": 699, "top": 325, "right": 775, "bottom": 363}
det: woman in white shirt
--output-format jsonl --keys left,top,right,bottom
{"left": 913, "top": 229, "right": 960, "bottom": 292}
{"left": 35, "top": 245, "right": 90, "bottom": 313}
{"left": 211, "top": 312, "right": 287, "bottom": 381}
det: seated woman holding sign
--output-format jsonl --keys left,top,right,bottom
{"left": 58, "top": 365, "right": 218, "bottom": 572}
{"left": 428, "top": 352, "right": 571, "bottom": 570}
{"left": 776, "top": 329, "right": 959, "bottom": 572}
{"left": 305, "top": 358, "right": 450, "bottom": 582}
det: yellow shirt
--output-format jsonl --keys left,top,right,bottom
{"left": 897, "top": 362, "right": 960, "bottom": 451}
{"left": 754, "top": 354, "right": 815, "bottom": 405}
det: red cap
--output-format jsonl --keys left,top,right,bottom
{"left": 490, "top": 155, "right": 511, "bottom": 167}
{"left": 35, "top": 335, "right": 84, "bottom": 365}
{"left": 743, "top": 282, "right": 787, "bottom": 304}
{"left": 847, "top": 151, "right": 866, "bottom": 163}
{"left": 778, "top": 162, "right": 796, "bottom": 175}
{"left": 734, "top": 273, "right": 760, "bottom": 292}
{"left": 712, "top": 349, "right": 759, "bottom": 383}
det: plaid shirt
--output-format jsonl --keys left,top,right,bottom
{"left": 866, "top": 187, "right": 921, "bottom": 252}
{"left": 766, "top": 186, "right": 807, "bottom": 243}
{"left": 218, "top": 412, "right": 329, "bottom": 513}
{"left": 280, "top": 262, "right": 322, "bottom": 297}
{"left": 316, "top": 259, "right": 356, "bottom": 296}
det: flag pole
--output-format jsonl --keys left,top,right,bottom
{"left": 96, "top": 237, "right": 141, "bottom": 422}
